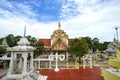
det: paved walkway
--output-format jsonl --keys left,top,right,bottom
{"left": 37, "top": 67, "right": 104, "bottom": 80}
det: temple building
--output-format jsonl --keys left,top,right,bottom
{"left": 39, "top": 22, "right": 73, "bottom": 60}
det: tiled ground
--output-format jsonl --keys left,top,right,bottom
{"left": 38, "top": 67, "right": 104, "bottom": 80}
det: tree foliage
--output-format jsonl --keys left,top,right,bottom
{"left": 6, "top": 34, "right": 16, "bottom": 47}
{"left": 81, "top": 37, "right": 109, "bottom": 52}
{"left": 0, "top": 34, "right": 110, "bottom": 58}
{"left": 0, "top": 38, "right": 4, "bottom": 44}
{"left": 26, "top": 35, "right": 37, "bottom": 47}
{"left": 15, "top": 35, "right": 22, "bottom": 43}
{"left": 98, "top": 42, "right": 110, "bottom": 51}
{"left": 69, "top": 38, "right": 89, "bottom": 63}
{"left": 34, "top": 40, "right": 44, "bottom": 57}
{"left": 0, "top": 46, "right": 6, "bottom": 56}
{"left": 81, "top": 36, "right": 92, "bottom": 49}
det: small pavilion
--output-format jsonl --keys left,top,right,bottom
{"left": 1, "top": 27, "right": 47, "bottom": 80}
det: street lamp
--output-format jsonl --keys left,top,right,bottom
{"left": 49, "top": 52, "right": 65, "bottom": 72}
{"left": 114, "top": 26, "right": 120, "bottom": 45}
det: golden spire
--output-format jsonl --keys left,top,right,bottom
{"left": 58, "top": 21, "right": 61, "bottom": 30}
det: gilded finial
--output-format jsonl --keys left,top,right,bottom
{"left": 58, "top": 21, "right": 61, "bottom": 30}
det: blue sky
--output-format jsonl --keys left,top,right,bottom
{"left": 0, "top": 0, "right": 63, "bottom": 21}
{"left": 0, "top": 0, "right": 120, "bottom": 42}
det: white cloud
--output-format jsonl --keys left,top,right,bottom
{"left": 59, "top": 0, "right": 120, "bottom": 42}
{"left": 0, "top": 0, "right": 120, "bottom": 43}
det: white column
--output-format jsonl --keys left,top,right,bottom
{"left": 38, "top": 61, "right": 40, "bottom": 68}
{"left": 13, "top": 53, "right": 17, "bottom": 60}
{"left": 34, "top": 62, "right": 38, "bottom": 69}
{"left": 49, "top": 52, "right": 52, "bottom": 69}
{"left": 49, "top": 60, "right": 51, "bottom": 68}
{"left": 14, "top": 53, "right": 18, "bottom": 70}
{"left": 18, "top": 56, "right": 22, "bottom": 69}
{"left": 83, "top": 57, "right": 86, "bottom": 69}
{"left": 89, "top": 56, "right": 92, "bottom": 69}
{"left": 22, "top": 53, "right": 28, "bottom": 74}
{"left": 66, "top": 52, "right": 68, "bottom": 61}
{"left": 8, "top": 51, "right": 14, "bottom": 74}
{"left": 54, "top": 52, "right": 59, "bottom": 72}
{"left": 30, "top": 53, "right": 34, "bottom": 69}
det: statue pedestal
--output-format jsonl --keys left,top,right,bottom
{"left": 49, "top": 52, "right": 65, "bottom": 72}
{"left": 54, "top": 67, "right": 59, "bottom": 72}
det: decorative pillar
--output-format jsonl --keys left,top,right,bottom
{"left": 8, "top": 52, "right": 14, "bottom": 74}
{"left": 82, "top": 56, "right": 86, "bottom": 69}
{"left": 66, "top": 62, "right": 69, "bottom": 69}
{"left": 94, "top": 61, "right": 96, "bottom": 66}
{"left": 34, "top": 62, "right": 37, "bottom": 69}
{"left": 14, "top": 53, "right": 17, "bottom": 60}
{"left": 75, "top": 60, "right": 79, "bottom": 69}
{"left": 13, "top": 53, "right": 18, "bottom": 70}
{"left": 46, "top": 62, "right": 48, "bottom": 68}
{"left": 66, "top": 52, "right": 68, "bottom": 61}
{"left": 38, "top": 61, "right": 40, "bottom": 68}
{"left": 89, "top": 56, "right": 93, "bottom": 69}
{"left": 18, "top": 56, "right": 22, "bottom": 69}
{"left": 49, "top": 52, "right": 52, "bottom": 69}
{"left": 49, "top": 60, "right": 51, "bottom": 68}
{"left": 22, "top": 53, "right": 28, "bottom": 74}
{"left": 30, "top": 53, "right": 34, "bottom": 69}
{"left": 54, "top": 53, "right": 59, "bottom": 72}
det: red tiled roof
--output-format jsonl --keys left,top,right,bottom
{"left": 39, "top": 39, "right": 51, "bottom": 46}
{"left": 39, "top": 38, "right": 74, "bottom": 46}
{"left": 39, "top": 39, "right": 74, "bottom": 46}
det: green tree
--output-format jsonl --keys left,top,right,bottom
{"left": 81, "top": 36, "right": 92, "bottom": 49}
{"left": 69, "top": 38, "right": 89, "bottom": 63}
{"left": 34, "top": 40, "right": 44, "bottom": 58}
{"left": 26, "top": 35, "right": 37, "bottom": 47}
{"left": 15, "top": 35, "right": 22, "bottom": 43}
{"left": 26, "top": 35, "right": 31, "bottom": 41}
{"left": 98, "top": 42, "right": 110, "bottom": 51}
{"left": 6, "top": 34, "right": 16, "bottom": 47}
{"left": 0, "top": 46, "right": 6, "bottom": 56}
{"left": 0, "top": 38, "right": 4, "bottom": 44}
{"left": 30, "top": 37, "right": 37, "bottom": 47}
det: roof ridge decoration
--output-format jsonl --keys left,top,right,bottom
{"left": 51, "top": 37, "right": 68, "bottom": 51}
{"left": 58, "top": 21, "right": 61, "bottom": 30}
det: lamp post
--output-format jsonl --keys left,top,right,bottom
{"left": 49, "top": 52, "right": 65, "bottom": 72}
{"left": 114, "top": 26, "right": 120, "bottom": 45}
